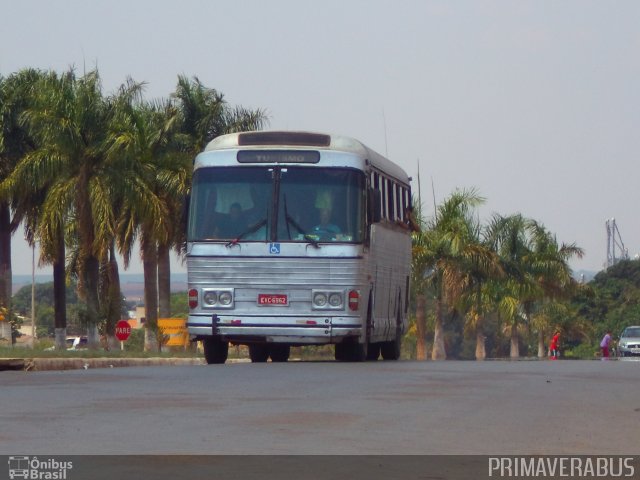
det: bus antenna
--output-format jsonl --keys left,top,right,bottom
{"left": 382, "top": 108, "right": 388, "bottom": 157}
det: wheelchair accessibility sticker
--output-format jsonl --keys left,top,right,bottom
{"left": 269, "top": 243, "right": 281, "bottom": 255}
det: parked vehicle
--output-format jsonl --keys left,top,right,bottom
{"left": 617, "top": 326, "right": 640, "bottom": 357}
{"left": 66, "top": 336, "right": 88, "bottom": 350}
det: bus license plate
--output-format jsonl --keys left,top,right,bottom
{"left": 258, "top": 294, "right": 288, "bottom": 306}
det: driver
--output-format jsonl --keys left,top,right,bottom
{"left": 311, "top": 208, "right": 341, "bottom": 241}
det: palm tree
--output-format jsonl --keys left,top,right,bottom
{"left": 106, "top": 90, "right": 180, "bottom": 351}
{"left": 413, "top": 189, "right": 492, "bottom": 360}
{"left": 526, "top": 222, "right": 583, "bottom": 357}
{"left": 485, "top": 215, "right": 583, "bottom": 358}
{"left": 457, "top": 249, "right": 503, "bottom": 360}
{"left": 172, "top": 75, "right": 268, "bottom": 154}
{"left": 14, "top": 69, "right": 114, "bottom": 348}
{"left": 485, "top": 214, "right": 534, "bottom": 358}
{"left": 0, "top": 69, "right": 52, "bottom": 344}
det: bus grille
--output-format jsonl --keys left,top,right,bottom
{"left": 187, "top": 256, "right": 366, "bottom": 287}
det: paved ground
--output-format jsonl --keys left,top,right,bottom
{"left": 2, "top": 358, "right": 639, "bottom": 456}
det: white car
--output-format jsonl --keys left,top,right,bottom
{"left": 617, "top": 326, "right": 640, "bottom": 357}
{"left": 66, "top": 336, "right": 88, "bottom": 350}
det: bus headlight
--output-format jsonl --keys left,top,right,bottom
{"left": 200, "top": 288, "right": 234, "bottom": 309}
{"left": 328, "top": 293, "right": 343, "bottom": 307}
{"left": 203, "top": 291, "right": 218, "bottom": 306}
{"left": 312, "top": 290, "right": 345, "bottom": 310}
{"left": 313, "top": 292, "right": 327, "bottom": 307}
{"left": 219, "top": 291, "right": 233, "bottom": 306}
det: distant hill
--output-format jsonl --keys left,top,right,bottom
{"left": 12, "top": 273, "right": 187, "bottom": 298}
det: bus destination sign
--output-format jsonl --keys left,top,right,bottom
{"left": 237, "top": 150, "right": 320, "bottom": 164}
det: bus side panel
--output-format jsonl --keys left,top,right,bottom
{"left": 367, "top": 225, "right": 411, "bottom": 343}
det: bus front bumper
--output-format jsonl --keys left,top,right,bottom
{"left": 187, "top": 314, "right": 363, "bottom": 345}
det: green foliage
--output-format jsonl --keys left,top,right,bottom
{"left": 563, "top": 342, "right": 599, "bottom": 360}
{"left": 571, "top": 259, "right": 640, "bottom": 340}
{"left": 123, "top": 328, "right": 145, "bottom": 352}
{"left": 12, "top": 281, "right": 79, "bottom": 316}
{"left": 12, "top": 281, "right": 84, "bottom": 336}
{"left": 170, "top": 291, "right": 188, "bottom": 318}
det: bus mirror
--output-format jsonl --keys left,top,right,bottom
{"left": 368, "top": 188, "right": 382, "bottom": 223}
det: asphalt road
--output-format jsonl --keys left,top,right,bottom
{"left": 2, "top": 359, "right": 639, "bottom": 455}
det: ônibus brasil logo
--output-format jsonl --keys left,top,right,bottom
{"left": 8, "top": 456, "right": 73, "bottom": 480}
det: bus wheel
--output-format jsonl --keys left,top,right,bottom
{"left": 269, "top": 345, "right": 290, "bottom": 362}
{"left": 203, "top": 337, "right": 229, "bottom": 364}
{"left": 367, "top": 343, "right": 381, "bottom": 361}
{"left": 249, "top": 344, "right": 270, "bottom": 363}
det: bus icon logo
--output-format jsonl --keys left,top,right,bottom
{"left": 8, "top": 456, "right": 29, "bottom": 479}
{"left": 269, "top": 243, "right": 281, "bottom": 255}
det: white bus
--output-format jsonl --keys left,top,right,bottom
{"left": 186, "top": 131, "right": 412, "bottom": 363}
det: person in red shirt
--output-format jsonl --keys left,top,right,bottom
{"left": 549, "top": 331, "right": 561, "bottom": 360}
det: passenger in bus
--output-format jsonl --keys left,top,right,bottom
{"left": 312, "top": 208, "right": 341, "bottom": 241}
{"left": 396, "top": 206, "right": 421, "bottom": 233}
{"left": 218, "top": 202, "right": 248, "bottom": 238}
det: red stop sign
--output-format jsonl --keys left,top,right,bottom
{"left": 115, "top": 320, "right": 132, "bottom": 341}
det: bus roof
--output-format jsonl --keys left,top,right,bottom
{"left": 203, "top": 131, "right": 410, "bottom": 184}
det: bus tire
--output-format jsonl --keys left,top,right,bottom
{"left": 269, "top": 345, "right": 290, "bottom": 362}
{"left": 249, "top": 344, "right": 270, "bottom": 363}
{"left": 367, "top": 343, "right": 381, "bottom": 361}
{"left": 203, "top": 337, "right": 229, "bottom": 364}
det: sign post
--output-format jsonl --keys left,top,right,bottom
{"left": 115, "top": 320, "right": 132, "bottom": 350}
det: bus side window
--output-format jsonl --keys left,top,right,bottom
{"left": 368, "top": 188, "right": 382, "bottom": 223}
{"left": 386, "top": 179, "right": 395, "bottom": 221}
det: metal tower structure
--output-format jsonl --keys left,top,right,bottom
{"left": 606, "top": 218, "right": 629, "bottom": 268}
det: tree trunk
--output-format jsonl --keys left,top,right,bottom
{"left": 83, "top": 255, "right": 101, "bottom": 349}
{"left": 415, "top": 293, "right": 427, "bottom": 360}
{"left": 77, "top": 169, "right": 101, "bottom": 349}
{"left": 157, "top": 243, "right": 171, "bottom": 318}
{"left": 0, "top": 202, "right": 12, "bottom": 343}
{"left": 142, "top": 235, "right": 159, "bottom": 352}
{"left": 431, "top": 297, "right": 447, "bottom": 360}
{"left": 510, "top": 322, "right": 520, "bottom": 358}
{"left": 53, "top": 234, "right": 67, "bottom": 350}
{"left": 104, "top": 242, "right": 122, "bottom": 351}
{"left": 475, "top": 315, "right": 486, "bottom": 360}
{"left": 537, "top": 330, "right": 546, "bottom": 358}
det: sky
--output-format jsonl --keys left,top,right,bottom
{"left": 3, "top": 0, "right": 640, "bottom": 276}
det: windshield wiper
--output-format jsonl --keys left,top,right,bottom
{"left": 284, "top": 214, "right": 320, "bottom": 248}
{"left": 226, "top": 218, "right": 267, "bottom": 247}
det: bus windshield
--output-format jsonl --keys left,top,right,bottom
{"left": 188, "top": 166, "right": 365, "bottom": 243}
